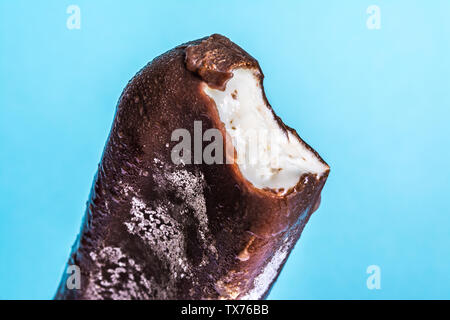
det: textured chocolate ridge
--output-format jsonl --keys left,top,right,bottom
{"left": 185, "top": 34, "right": 259, "bottom": 89}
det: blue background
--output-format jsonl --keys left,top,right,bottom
{"left": 1, "top": 0, "right": 449, "bottom": 299}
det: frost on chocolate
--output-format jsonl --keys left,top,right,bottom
{"left": 85, "top": 246, "right": 168, "bottom": 300}
{"left": 164, "top": 169, "right": 218, "bottom": 262}
{"left": 125, "top": 197, "right": 190, "bottom": 277}
{"left": 123, "top": 159, "right": 217, "bottom": 283}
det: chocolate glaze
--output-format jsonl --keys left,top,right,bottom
{"left": 55, "top": 34, "right": 329, "bottom": 300}
{"left": 185, "top": 34, "right": 258, "bottom": 89}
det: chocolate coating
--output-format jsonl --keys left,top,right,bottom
{"left": 55, "top": 34, "right": 329, "bottom": 300}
